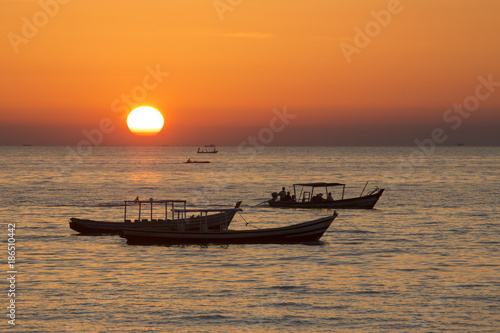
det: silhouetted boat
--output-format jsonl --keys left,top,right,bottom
{"left": 70, "top": 199, "right": 242, "bottom": 235}
{"left": 184, "top": 159, "right": 211, "bottom": 164}
{"left": 197, "top": 147, "right": 218, "bottom": 153}
{"left": 121, "top": 212, "right": 338, "bottom": 245}
{"left": 267, "top": 182, "right": 384, "bottom": 209}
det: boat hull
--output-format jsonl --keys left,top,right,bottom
{"left": 268, "top": 189, "right": 384, "bottom": 209}
{"left": 69, "top": 210, "right": 237, "bottom": 235}
{"left": 121, "top": 214, "right": 337, "bottom": 245}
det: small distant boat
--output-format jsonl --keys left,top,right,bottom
{"left": 184, "top": 159, "right": 211, "bottom": 164}
{"left": 267, "top": 182, "right": 384, "bottom": 209}
{"left": 197, "top": 146, "right": 218, "bottom": 154}
{"left": 121, "top": 212, "right": 338, "bottom": 245}
{"left": 69, "top": 199, "right": 242, "bottom": 235}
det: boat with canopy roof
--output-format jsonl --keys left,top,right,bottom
{"left": 69, "top": 198, "right": 242, "bottom": 235}
{"left": 267, "top": 182, "right": 384, "bottom": 209}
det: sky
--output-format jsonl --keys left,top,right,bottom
{"left": 1, "top": 0, "right": 499, "bottom": 146}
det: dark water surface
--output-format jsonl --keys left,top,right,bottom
{"left": 1, "top": 146, "right": 498, "bottom": 332}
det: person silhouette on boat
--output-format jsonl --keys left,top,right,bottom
{"left": 326, "top": 192, "right": 334, "bottom": 202}
{"left": 284, "top": 191, "right": 292, "bottom": 201}
{"left": 278, "top": 187, "right": 287, "bottom": 201}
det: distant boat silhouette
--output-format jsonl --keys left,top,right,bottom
{"left": 184, "top": 159, "right": 211, "bottom": 164}
{"left": 197, "top": 146, "right": 218, "bottom": 154}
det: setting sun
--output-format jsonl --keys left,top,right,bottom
{"left": 126, "top": 106, "right": 164, "bottom": 136}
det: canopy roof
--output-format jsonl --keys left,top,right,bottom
{"left": 294, "top": 182, "right": 345, "bottom": 187}
{"left": 124, "top": 199, "right": 187, "bottom": 204}
{"left": 172, "top": 208, "right": 242, "bottom": 213}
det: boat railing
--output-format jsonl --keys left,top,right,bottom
{"left": 292, "top": 183, "right": 347, "bottom": 202}
{"left": 172, "top": 208, "right": 242, "bottom": 231}
{"left": 123, "top": 199, "right": 187, "bottom": 223}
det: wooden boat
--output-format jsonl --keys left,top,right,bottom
{"left": 121, "top": 212, "right": 338, "bottom": 245}
{"left": 197, "top": 147, "right": 218, "bottom": 154}
{"left": 184, "top": 159, "right": 211, "bottom": 163}
{"left": 69, "top": 199, "right": 242, "bottom": 235}
{"left": 268, "top": 182, "right": 384, "bottom": 209}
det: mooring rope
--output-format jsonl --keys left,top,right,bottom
{"left": 343, "top": 219, "right": 368, "bottom": 233}
{"left": 237, "top": 212, "right": 260, "bottom": 229}
{"left": 252, "top": 200, "right": 269, "bottom": 207}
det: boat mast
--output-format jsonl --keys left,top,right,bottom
{"left": 360, "top": 181, "right": 369, "bottom": 197}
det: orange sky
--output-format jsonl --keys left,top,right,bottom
{"left": 1, "top": 0, "right": 499, "bottom": 145}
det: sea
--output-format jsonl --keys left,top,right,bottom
{"left": 1, "top": 145, "right": 498, "bottom": 332}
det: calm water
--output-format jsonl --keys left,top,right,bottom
{"left": 1, "top": 146, "right": 499, "bottom": 332}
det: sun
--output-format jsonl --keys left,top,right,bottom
{"left": 127, "top": 106, "right": 164, "bottom": 136}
